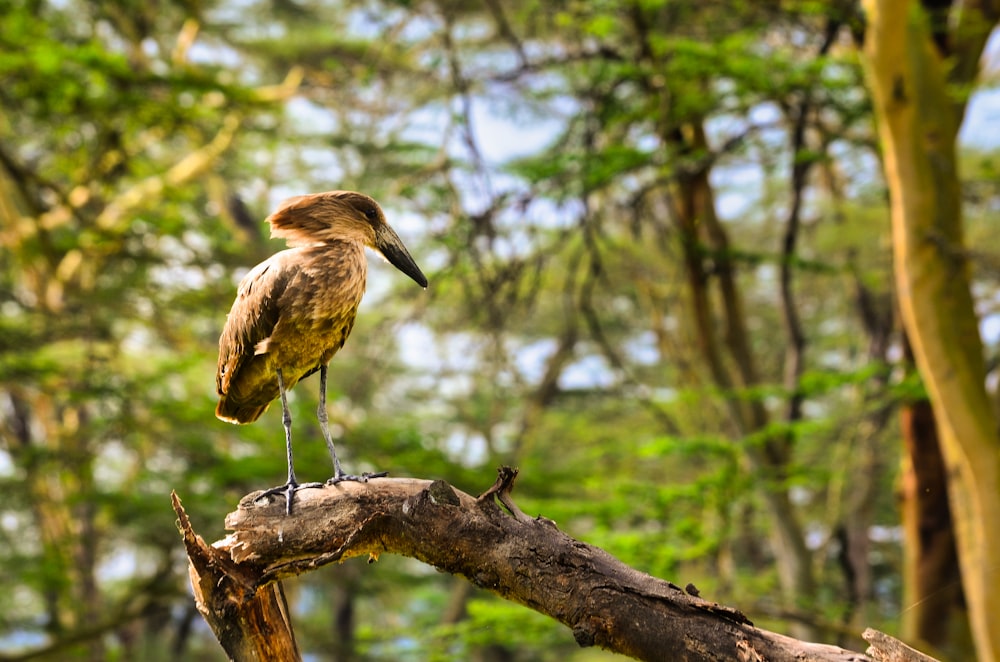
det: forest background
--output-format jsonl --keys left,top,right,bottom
{"left": 1, "top": 0, "right": 999, "bottom": 660}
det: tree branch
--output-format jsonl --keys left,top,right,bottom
{"left": 173, "top": 469, "right": 873, "bottom": 662}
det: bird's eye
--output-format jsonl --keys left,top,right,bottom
{"left": 364, "top": 207, "right": 378, "bottom": 221}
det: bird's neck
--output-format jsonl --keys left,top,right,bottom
{"left": 299, "top": 242, "right": 367, "bottom": 294}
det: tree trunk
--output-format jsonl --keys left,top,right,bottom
{"left": 860, "top": 2, "right": 1000, "bottom": 659}
{"left": 899, "top": 396, "right": 969, "bottom": 657}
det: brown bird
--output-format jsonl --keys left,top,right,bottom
{"left": 216, "top": 190, "right": 427, "bottom": 513}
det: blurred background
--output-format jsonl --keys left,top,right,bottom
{"left": 1, "top": 1, "right": 998, "bottom": 660}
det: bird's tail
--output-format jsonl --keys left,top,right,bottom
{"left": 215, "top": 398, "right": 270, "bottom": 424}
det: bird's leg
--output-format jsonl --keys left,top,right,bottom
{"left": 318, "top": 364, "right": 388, "bottom": 484}
{"left": 278, "top": 368, "right": 297, "bottom": 490}
{"left": 316, "top": 363, "right": 345, "bottom": 478}
{"left": 256, "top": 368, "right": 322, "bottom": 515}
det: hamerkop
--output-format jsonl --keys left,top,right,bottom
{"left": 216, "top": 190, "right": 427, "bottom": 513}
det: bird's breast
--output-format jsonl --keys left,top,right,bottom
{"left": 260, "top": 243, "right": 367, "bottom": 375}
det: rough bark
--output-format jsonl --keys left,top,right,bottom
{"left": 173, "top": 492, "right": 301, "bottom": 662}
{"left": 863, "top": 628, "right": 944, "bottom": 662}
{"left": 898, "top": 397, "right": 968, "bottom": 656}
{"left": 173, "top": 469, "right": 874, "bottom": 662}
{"left": 860, "top": 1, "right": 1000, "bottom": 660}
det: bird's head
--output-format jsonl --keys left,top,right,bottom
{"left": 267, "top": 190, "right": 428, "bottom": 287}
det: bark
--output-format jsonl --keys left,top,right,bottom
{"left": 899, "top": 397, "right": 968, "bottom": 656}
{"left": 863, "top": 628, "right": 944, "bottom": 662}
{"left": 860, "top": 1, "right": 1000, "bottom": 659}
{"left": 172, "top": 470, "right": 873, "bottom": 662}
{"left": 173, "top": 492, "right": 301, "bottom": 662}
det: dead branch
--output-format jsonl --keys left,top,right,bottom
{"left": 174, "top": 468, "right": 876, "bottom": 662}
{"left": 863, "top": 628, "right": 943, "bottom": 662}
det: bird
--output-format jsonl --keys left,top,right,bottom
{"left": 216, "top": 190, "right": 427, "bottom": 514}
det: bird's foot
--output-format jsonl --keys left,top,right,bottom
{"left": 255, "top": 480, "right": 325, "bottom": 515}
{"left": 326, "top": 470, "right": 389, "bottom": 485}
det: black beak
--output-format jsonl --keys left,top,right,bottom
{"left": 376, "top": 226, "right": 428, "bottom": 288}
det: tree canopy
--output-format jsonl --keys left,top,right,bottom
{"left": 1, "top": 1, "right": 998, "bottom": 660}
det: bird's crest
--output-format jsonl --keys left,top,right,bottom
{"left": 267, "top": 191, "right": 384, "bottom": 247}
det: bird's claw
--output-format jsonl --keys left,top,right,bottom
{"left": 255, "top": 480, "right": 325, "bottom": 515}
{"left": 326, "top": 470, "right": 389, "bottom": 485}
{"left": 253, "top": 472, "right": 388, "bottom": 514}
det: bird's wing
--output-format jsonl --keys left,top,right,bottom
{"left": 216, "top": 253, "right": 293, "bottom": 399}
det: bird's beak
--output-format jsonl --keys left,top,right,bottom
{"left": 376, "top": 226, "right": 428, "bottom": 288}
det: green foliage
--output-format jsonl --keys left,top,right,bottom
{"left": 1, "top": 0, "right": 995, "bottom": 659}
